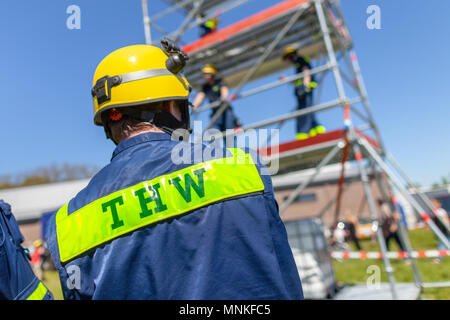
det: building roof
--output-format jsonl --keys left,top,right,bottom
{"left": 0, "top": 179, "right": 90, "bottom": 222}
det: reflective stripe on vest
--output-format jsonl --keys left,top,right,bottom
{"left": 56, "top": 148, "right": 264, "bottom": 263}
{"left": 204, "top": 20, "right": 216, "bottom": 29}
{"left": 294, "top": 79, "right": 317, "bottom": 88}
{"left": 26, "top": 282, "right": 48, "bottom": 300}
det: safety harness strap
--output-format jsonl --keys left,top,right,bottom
{"left": 56, "top": 148, "right": 264, "bottom": 263}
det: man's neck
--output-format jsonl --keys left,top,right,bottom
{"left": 123, "top": 127, "right": 165, "bottom": 142}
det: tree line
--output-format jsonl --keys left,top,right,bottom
{"left": 0, "top": 164, "right": 99, "bottom": 190}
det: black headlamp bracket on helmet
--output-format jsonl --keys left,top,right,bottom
{"left": 160, "top": 38, "right": 189, "bottom": 74}
{"left": 91, "top": 75, "right": 122, "bottom": 105}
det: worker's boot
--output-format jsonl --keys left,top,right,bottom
{"left": 314, "top": 125, "right": 326, "bottom": 134}
{"left": 296, "top": 132, "right": 309, "bottom": 140}
{"left": 308, "top": 127, "right": 317, "bottom": 138}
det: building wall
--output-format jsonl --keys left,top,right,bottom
{"left": 19, "top": 221, "right": 42, "bottom": 247}
{"left": 275, "top": 180, "right": 384, "bottom": 226}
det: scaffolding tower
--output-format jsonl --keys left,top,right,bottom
{"left": 147, "top": 0, "right": 450, "bottom": 299}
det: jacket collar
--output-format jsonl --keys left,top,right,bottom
{"left": 111, "top": 131, "right": 171, "bottom": 160}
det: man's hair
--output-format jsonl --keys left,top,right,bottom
{"left": 108, "top": 114, "right": 156, "bottom": 144}
{"left": 106, "top": 100, "right": 185, "bottom": 144}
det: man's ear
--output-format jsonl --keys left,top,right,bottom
{"left": 163, "top": 100, "right": 171, "bottom": 112}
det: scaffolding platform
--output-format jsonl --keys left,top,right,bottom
{"left": 163, "top": 0, "right": 236, "bottom": 15}
{"left": 258, "top": 129, "right": 380, "bottom": 175}
{"left": 181, "top": 0, "right": 351, "bottom": 89}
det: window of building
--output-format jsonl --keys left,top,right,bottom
{"left": 283, "top": 192, "right": 317, "bottom": 203}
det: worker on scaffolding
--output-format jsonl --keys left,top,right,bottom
{"left": 282, "top": 46, "right": 326, "bottom": 140}
{"left": 45, "top": 40, "right": 303, "bottom": 299}
{"left": 192, "top": 64, "right": 241, "bottom": 132}
{"left": 197, "top": 12, "right": 219, "bottom": 37}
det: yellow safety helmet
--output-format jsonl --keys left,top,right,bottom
{"left": 282, "top": 46, "right": 297, "bottom": 60}
{"left": 33, "top": 239, "right": 43, "bottom": 247}
{"left": 91, "top": 39, "right": 191, "bottom": 127}
{"left": 201, "top": 64, "right": 217, "bottom": 75}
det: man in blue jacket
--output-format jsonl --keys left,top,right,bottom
{"left": 46, "top": 39, "right": 303, "bottom": 300}
{"left": 0, "top": 200, "right": 53, "bottom": 300}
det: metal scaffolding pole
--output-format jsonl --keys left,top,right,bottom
{"left": 347, "top": 49, "right": 385, "bottom": 152}
{"left": 356, "top": 122, "right": 372, "bottom": 132}
{"left": 314, "top": 0, "right": 346, "bottom": 103}
{"left": 167, "top": 0, "right": 254, "bottom": 39}
{"left": 150, "top": 0, "right": 197, "bottom": 23}
{"left": 192, "top": 63, "right": 333, "bottom": 114}
{"left": 172, "top": 0, "right": 206, "bottom": 42}
{"left": 386, "top": 152, "right": 450, "bottom": 234}
{"left": 351, "top": 138, "right": 398, "bottom": 300}
{"left": 203, "top": 97, "right": 361, "bottom": 142}
{"left": 369, "top": 160, "right": 423, "bottom": 288}
{"left": 322, "top": 2, "right": 383, "bottom": 149}
{"left": 141, "top": 0, "right": 152, "bottom": 44}
{"left": 359, "top": 137, "right": 450, "bottom": 249}
{"left": 280, "top": 143, "right": 342, "bottom": 214}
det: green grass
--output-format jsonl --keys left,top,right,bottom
{"left": 333, "top": 228, "right": 450, "bottom": 300}
{"left": 42, "top": 271, "right": 63, "bottom": 300}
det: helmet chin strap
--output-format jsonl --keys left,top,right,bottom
{"left": 102, "top": 101, "right": 191, "bottom": 145}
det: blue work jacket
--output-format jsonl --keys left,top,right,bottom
{"left": 0, "top": 200, "right": 53, "bottom": 300}
{"left": 46, "top": 132, "right": 303, "bottom": 300}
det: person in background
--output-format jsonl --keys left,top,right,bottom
{"left": 431, "top": 198, "right": 450, "bottom": 264}
{"left": 330, "top": 221, "right": 350, "bottom": 252}
{"left": 198, "top": 12, "right": 219, "bottom": 37}
{"left": 192, "top": 64, "right": 241, "bottom": 132}
{"left": 344, "top": 210, "right": 362, "bottom": 251}
{"left": 282, "top": 46, "right": 326, "bottom": 140}
{"left": 30, "top": 239, "right": 45, "bottom": 280}
{"left": 395, "top": 200, "right": 409, "bottom": 229}
{"left": 378, "top": 199, "right": 405, "bottom": 252}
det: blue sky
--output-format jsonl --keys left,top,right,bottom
{"left": 0, "top": 0, "right": 449, "bottom": 186}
